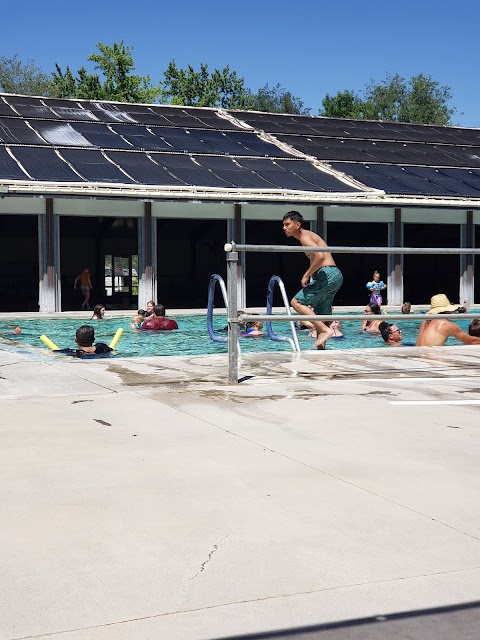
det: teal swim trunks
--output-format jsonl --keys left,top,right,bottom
{"left": 293, "top": 266, "right": 343, "bottom": 315}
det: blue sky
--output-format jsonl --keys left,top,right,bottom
{"left": 3, "top": 0, "right": 479, "bottom": 126}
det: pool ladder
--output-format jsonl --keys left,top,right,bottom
{"left": 207, "top": 274, "right": 300, "bottom": 353}
{"left": 207, "top": 274, "right": 241, "bottom": 354}
{"left": 266, "top": 275, "right": 300, "bottom": 352}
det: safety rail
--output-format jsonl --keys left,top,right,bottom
{"left": 266, "top": 276, "right": 300, "bottom": 352}
{"left": 207, "top": 274, "right": 241, "bottom": 354}
{"left": 224, "top": 241, "right": 480, "bottom": 384}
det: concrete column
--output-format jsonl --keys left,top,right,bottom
{"left": 387, "top": 208, "right": 403, "bottom": 305}
{"left": 232, "top": 203, "right": 245, "bottom": 308}
{"left": 316, "top": 205, "right": 326, "bottom": 238}
{"left": 459, "top": 210, "right": 474, "bottom": 307}
{"left": 38, "top": 198, "right": 60, "bottom": 312}
{"left": 138, "top": 202, "right": 156, "bottom": 307}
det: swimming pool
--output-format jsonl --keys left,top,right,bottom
{"left": 0, "top": 314, "right": 476, "bottom": 359}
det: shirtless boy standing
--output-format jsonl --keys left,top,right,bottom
{"left": 282, "top": 211, "right": 343, "bottom": 349}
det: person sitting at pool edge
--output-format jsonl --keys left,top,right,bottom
{"left": 415, "top": 294, "right": 480, "bottom": 347}
{"left": 141, "top": 304, "right": 178, "bottom": 331}
{"left": 75, "top": 325, "right": 112, "bottom": 354}
{"left": 379, "top": 321, "right": 403, "bottom": 346}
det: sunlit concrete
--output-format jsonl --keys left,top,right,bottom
{"left": 1, "top": 341, "right": 480, "bottom": 639}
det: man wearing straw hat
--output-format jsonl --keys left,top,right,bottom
{"left": 415, "top": 294, "right": 480, "bottom": 347}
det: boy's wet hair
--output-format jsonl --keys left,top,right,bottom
{"left": 76, "top": 325, "right": 95, "bottom": 347}
{"left": 283, "top": 211, "right": 304, "bottom": 225}
{"left": 469, "top": 318, "right": 480, "bottom": 337}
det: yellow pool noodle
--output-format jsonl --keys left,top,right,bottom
{"left": 109, "top": 327, "right": 124, "bottom": 349}
{"left": 40, "top": 334, "right": 60, "bottom": 350}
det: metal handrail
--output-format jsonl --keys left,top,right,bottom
{"left": 225, "top": 243, "right": 480, "bottom": 255}
{"left": 207, "top": 274, "right": 241, "bottom": 354}
{"left": 266, "top": 276, "right": 300, "bottom": 352}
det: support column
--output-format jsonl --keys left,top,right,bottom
{"left": 387, "top": 208, "right": 403, "bottom": 305}
{"left": 460, "top": 210, "right": 474, "bottom": 307}
{"left": 316, "top": 205, "right": 326, "bottom": 238}
{"left": 38, "top": 198, "right": 60, "bottom": 312}
{"left": 232, "top": 203, "right": 245, "bottom": 308}
{"left": 138, "top": 202, "right": 156, "bottom": 307}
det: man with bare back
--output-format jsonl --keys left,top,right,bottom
{"left": 282, "top": 211, "right": 343, "bottom": 349}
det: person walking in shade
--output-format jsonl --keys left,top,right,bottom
{"left": 74, "top": 267, "right": 93, "bottom": 310}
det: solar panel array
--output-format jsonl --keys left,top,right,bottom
{"left": 2, "top": 93, "right": 480, "bottom": 197}
{"left": 229, "top": 110, "right": 480, "bottom": 197}
{"left": 0, "top": 94, "right": 358, "bottom": 193}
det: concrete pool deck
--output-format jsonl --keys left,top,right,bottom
{"left": 1, "top": 337, "right": 480, "bottom": 639}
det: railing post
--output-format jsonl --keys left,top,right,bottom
{"left": 226, "top": 244, "right": 239, "bottom": 384}
{"left": 460, "top": 210, "right": 474, "bottom": 307}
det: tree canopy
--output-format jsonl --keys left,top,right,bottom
{"left": 161, "top": 60, "right": 247, "bottom": 108}
{"left": 51, "top": 41, "right": 161, "bottom": 103}
{"left": 320, "top": 73, "right": 455, "bottom": 125}
{"left": 0, "top": 54, "right": 52, "bottom": 96}
{"left": 244, "top": 83, "right": 310, "bottom": 115}
{"left": 0, "top": 46, "right": 457, "bottom": 125}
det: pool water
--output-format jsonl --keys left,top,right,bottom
{"left": 0, "top": 314, "right": 476, "bottom": 359}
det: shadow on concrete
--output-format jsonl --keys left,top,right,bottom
{"left": 213, "top": 601, "right": 480, "bottom": 639}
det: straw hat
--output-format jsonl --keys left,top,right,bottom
{"left": 426, "top": 293, "right": 461, "bottom": 315}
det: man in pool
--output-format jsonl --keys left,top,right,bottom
{"left": 141, "top": 304, "right": 178, "bottom": 331}
{"left": 282, "top": 211, "right": 343, "bottom": 349}
{"left": 415, "top": 294, "right": 480, "bottom": 347}
{"left": 379, "top": 321, "right": 404, "bottom": 346}
{"left": 74, "top": 325, "right": 112, "bottom": 355}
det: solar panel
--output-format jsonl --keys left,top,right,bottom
{"left": 3, "top": 96, "right": 56, "bottom": 118}
{"left": 10, "top": 146, "right": 84, "bottom": 181}
{"left": 0, "top": 118, "right": 47, "bottom": 145}
{"left": 110, "top": 125, "right": 174, "bottom": 150}
{"left": 69, "top": 122, "right": 133, "bottom": 149}
{"left": 275, "top": 159, "right": 360, "bottom": 192}
{"left": 0, "top": 147, "right": 29, "bottom": 179}
{"left": 188, "top": 129, "right": 255, "bottom": 155}
{"left": 197, "top": 157, "right": 278, "bottom": 189}
{"left": 106, "top": 151, "right": 187, "bottom": 185}
{"left": 0, "top": 100, "right": 16, "bottom": 117}
{"left": 226, "top": 131, "right": 293, "bottom": 156}
{"left": 86, "top": 102, "right": 137, "bottom": 123}
{"left": 60, "top": 148, "right": 135, "bottom": 183}
{"left": 154, "top": 128, "right": 215, "bottom": 153}
{"left": 182, "top": 110, "right": 240, "bottom": 129}
{"left": 29, "top": 121, "right": 93, "bottom": 146}
{"left": 149, "top": 108, "right": 205, "bottom": 128}
{"left": 151, "top": 154, "right": 235, "bottom": 187}
{"left": 234, "top": 158, "right": 321, "bottom": 191}
{"left": 114, "top": 105, "right": 174, "bottom": 126}
{"left": 49, "top": 106, "right": 99, "bottom": 121}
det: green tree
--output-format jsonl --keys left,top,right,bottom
{"left": 0, "top": 54, "right": 52, "bottom": 95}
{"left": 51, "top": 41, "right": 161, "bottom": 103}
{"left": 320, "top": 73, "right": 455, "bottom": 125}
{"left": 162, "top": 60, "right": 247, "bottom": 108}
{"left": 244, "top": 83, "right": 310, "bottom": 114}
{"left": 320, "top": 90, "right": 366, "bottom": 119}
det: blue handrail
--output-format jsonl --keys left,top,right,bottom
{"left": 207, "top": 274, "right": 241, "bottom": 354}
{"left": 266, "top": 276, "right": 301, "bottom": 352}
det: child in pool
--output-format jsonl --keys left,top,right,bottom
{"left": 366, "top": 271, "right": 386, "bottom": 305}
{"left": 242, "top": 320, "right": 264, "bottom": 337}
{"left": 309, "top": 320, "right": 344, "bottom": 340}
{"left": 130, "top": 314, "right": 144, "bottom": 330}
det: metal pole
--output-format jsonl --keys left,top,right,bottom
{"left": 226, "top": 244, "right": 239, "bottom": 384}
{"left": 231, "top": 244, "right": 480, "bottom": 255}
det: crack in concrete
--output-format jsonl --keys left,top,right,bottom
{"left": 177, "top": 529, "right": 233, "bottom": 609}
